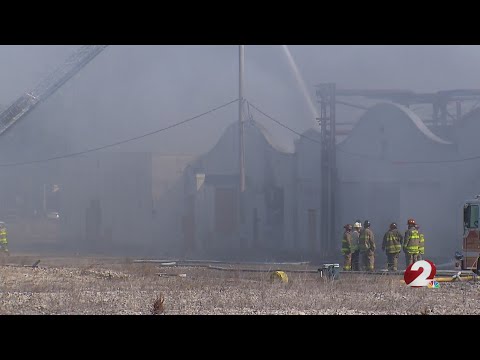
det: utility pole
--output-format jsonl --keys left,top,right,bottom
{"left": 239, "top": 45, "right": 246, "bottom": 193}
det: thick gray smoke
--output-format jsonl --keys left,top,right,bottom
{"left": 0, "top": 45, "right": 477, "bottom": 262}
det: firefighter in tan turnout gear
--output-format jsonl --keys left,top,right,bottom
{"left": 0, "top": 222, "right": 8, "bottom": 255}
{"left": 404, "top": 218, "right": 420, "bottom": 267}
{"left": 415, "top": 224, "right": 425, "bottom": 261}
{"left": 382, "top": 222, "right": 403, "bottom": 271}
{"left": 351, "top": 221, "right": 362, "bottom": 271}
{"left": 359, "top": 220, "right": 375, "bottom": 271}
{"left": 341, "top": 224, "right": 353, "bottom": 271}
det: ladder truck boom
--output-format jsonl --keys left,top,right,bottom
{"left": 0, "top": 45, "right": 108, "bottom": 135}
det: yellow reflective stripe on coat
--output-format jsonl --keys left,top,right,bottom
{"left": 359, "top": 232, "right": 370, "bottom": 251}
{"left": 386, "top": 244, "right": 402, "bottom": 253}
{"left": 0, "top": 230, "right": 7, "bottom": 244}
{"left": 386, "top": 233, "right": 401, "bottom": 253}
{"left": 341, "top": 237, "right": 351, "bottom": 254}
{"left": 404, "top": 230, "right": 420, "bottom": 253}
{"left": 418, "top": 234, "right": 425, "bottom": 255}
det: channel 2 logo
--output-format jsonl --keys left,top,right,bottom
{"left": 404, "top": 260, "right": 439, "bottom": 288}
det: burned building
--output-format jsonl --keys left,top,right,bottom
{"left": 176, "top": 120, "right": 296, "bottom": 260}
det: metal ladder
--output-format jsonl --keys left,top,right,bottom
{"left": 0, "top": 45, "right": 108, "bottom": 135}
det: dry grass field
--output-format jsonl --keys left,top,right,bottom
{"left": 1, "top": 254, "right": 479, "bottom": 315}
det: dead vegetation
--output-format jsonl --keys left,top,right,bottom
{"left": 152, "top": 294, "right": 165, "bottom": 314}
{"left": 0, "top": 256, "right": 480, "bottom": 315}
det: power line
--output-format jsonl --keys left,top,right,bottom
{"left": 392, "top": 155, "right": 480, "bottom": 165}
{"left": 247, "top": 101, "right": 322, "bottom": 145}
{"left": 248, "top": 100, "right": 382, "bottom": 161}
{"left": 0, "top": 98, "right": 239, "bottom": 168}
{"left": 248, "top": 100, "right": 480, "bottom": 165}
{"left": 2, "top": 96, "right": 478, "bottom": 168}
{"left": 336, "top": 100, "right": 368, "bottom": 111}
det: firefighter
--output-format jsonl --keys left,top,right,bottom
{"left": 0, "top": 222, "right": 8, "bottom": 255}
{"left": 404, "top": 218, "right": 420, "bottom": 267}
{"left": 416, "top": 224, "right": 425, "bottom": 260}
{"left": 382, "top": 222, "right": 403, "bottom": 271}
{"left": 341, "top": 224, "right": 353, "bottom": 271}
{"left": 351, "top": 221, "right": 362, "bottom": 271}
{"left": 359, "top": 220, "right": 375, "bottom": 271}
{"left": 355, "top": 219, "right": 362, "bottom": 229}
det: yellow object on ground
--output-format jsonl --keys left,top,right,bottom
{"left": 270, "top": 271, "right": 289, "bottom": 283}
{"left": 435, "top": 276, "right": 475, "bottom": 282}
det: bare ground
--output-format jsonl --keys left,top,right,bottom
{"left": 0, "top": 254, "right": 479, "bottom": 315}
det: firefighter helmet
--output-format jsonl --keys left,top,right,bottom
{"left": 407, "top": 218, "right": 416, "bottom": 226}
{"left": 390, "top": 222, "right": 397, "bottom": 230}
{"left": 364, "top": 220, "right": 371, "bottom": 228}
{"left": 344, "top": 224, "right": 352, "bottom": 231}
{"left": 354, "top": 222, "right": 362, "bottom": 228}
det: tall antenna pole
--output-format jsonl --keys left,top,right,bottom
{"left": 239, "top": 45, "right": 246, "bottom": 193}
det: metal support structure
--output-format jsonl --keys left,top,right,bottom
{"left": 239, "top": 45, "right": 246, "bottom": 193}
{"left": 316, "top": 83, "right": 337, "bottom": 258}
{"left": 334, "top": 88, "right": 480, "bottom": 127}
